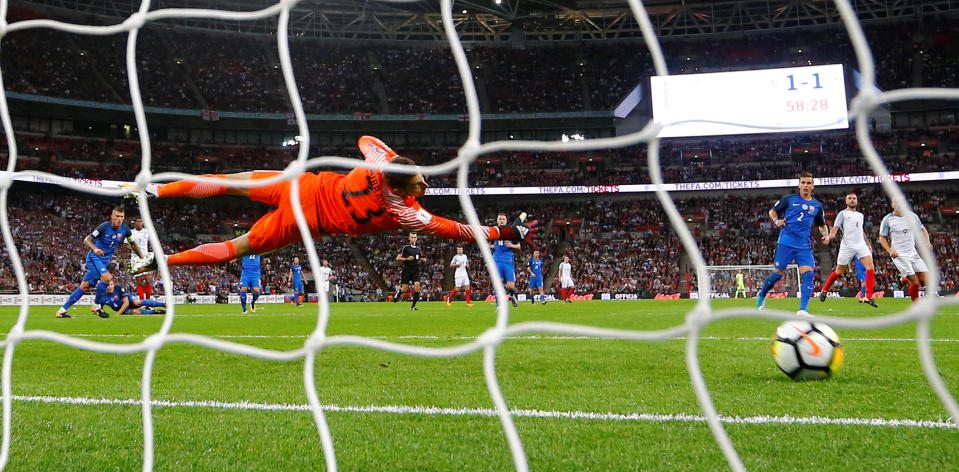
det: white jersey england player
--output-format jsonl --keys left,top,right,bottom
{"left": 129, "top": 216, "right": 155, "bottom": 301}
{"left": 451, "top": 252, "right": 469, "bottom": 288}
{"left": 318, "top": 260, "right": 334, "bottom": 294}
{"left": 558, "top": 255, "right": 575, "bottom": 304}
{"left": 446, "top": 245, "right": 473, "bottom": 306}
{"left": 130, "top": 222, "right": 151, "bottom": 264}
{"left": 878, "top": 200, "right": 931, "bottom": 302}
{"left": 820, "top": 192, "right": 877, "bottom": 307}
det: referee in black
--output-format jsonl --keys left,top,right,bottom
{"left": 394, "top": 232, "right": 423, "bottom": 310}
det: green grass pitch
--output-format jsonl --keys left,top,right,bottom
{"left": 0, "top": 298, "right": 956, "bottom": 471}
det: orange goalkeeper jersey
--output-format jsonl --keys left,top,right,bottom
{"left": 246, "top": 136, "right": 501, "bottom": 254}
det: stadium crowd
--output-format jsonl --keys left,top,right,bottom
{"left": 2, "top": 10, "right": 958, "bottom": 114}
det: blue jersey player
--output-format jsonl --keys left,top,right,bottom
{"left": 239, "top": 254, "right": 262, "bottom": 314}
{"left": 757, "top": 173, "right": 829, "bottom": 317}
{"left": 56, "top": 207, "right": 145, "bottom": 319}
{"left": 288, "top": 256, "right": 304, "bottom": 307}
{"left": 526, "top": 249, "right": 546, "bottom": 305}
{"left": 93, "top": 280, "right": 165, "bottom": 316}
{"left": 491, "top": 212, "right": 521, "bottom": 307}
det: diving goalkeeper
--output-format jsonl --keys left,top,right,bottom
{"left": 130, "top": 136, "right": 536, "bottom": 273}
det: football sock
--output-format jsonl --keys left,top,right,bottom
{"left": 860, "top": 287, "right": 867, "bottom": 298}
{"left": 157, "top": 174, "right": 228, "bottom": 198}
{"left": 465, "top": 289, "right": 471, "bottom": 303}
{"left": 168, "top": 241, "right": 236, "bottom": 266}
{"left": 251, "top": 292, "right": 259, "bottom": 309}
{"left": 94, "top": 280, "right": 108, "bottom": 304}
{"left": 140, "top": 299, "right": 164, "bottom": 308}
{"left": 758, "top": 272, "right": 783, "bottom": 298}
{"left": 909, "top": 284, "right": 920, "bottom": 301}
{"left": 866, "top": 269, "right": 875, "bottom": 298}
{"left": 449, "top": 289, "right": 458, "bottom": 301}
{"left": 136, "top": 284, "right": 145, "bottom": 301}
{"left": 822, "top": 271, "right": 839, "bottom": 292}
{"left": 411, "top": 291, "right": 420, "bottom": 308}
{"left": 145, "top": 283, "right": 152, "bottom": 299}
{"left": 240, "top": 291, "right": 247, "bottom": 312}
{"left": 799, "top": 271, "right": 814, "bottom": 311}
{"left": 62, "top": 287, "right": 85, "bottom": 310}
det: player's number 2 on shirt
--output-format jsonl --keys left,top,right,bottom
{"left": 341, "top": 176, "right": 383, "bottom": 224}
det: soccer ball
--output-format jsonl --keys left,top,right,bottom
{"left": 771, "top": 320, "right": 843, "bottom": 381}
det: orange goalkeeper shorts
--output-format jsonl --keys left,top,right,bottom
{"left": 246, "top": 171, "right": 330, "bottom": 254}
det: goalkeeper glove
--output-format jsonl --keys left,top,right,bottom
{"left": 498, "top": 219, "right": 539, "bottom": 248}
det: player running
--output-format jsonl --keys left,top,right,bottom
{"left": 128, "top": 136, "right": 536, "bottom": 274}
{"left": 819, "top": 192, "right": 878, "bottom": 307}
{"left": 289, "top": 256, "right": 304, "bottom": 306}
{"left": 394, "top": 233, "right": 423, "bottom": 310}
{"left": 756, "top": 173, "right": 829, "bottom": 317}
{"left": 447, "top": 245, "right": 473, "bottom": 306}
{"left": 92, "top": 280, "right": 166, "bottom": 317}
{"left": 879, "top": 200, "right": 932, "bottom": 302}
{"left": 239, "top": 254, "right": 262, "bottom": 314}
{"left": 56, "top": 206, "right": 146, "bottom": 319}
{"left": 527, "top": 250, "right": 546, "bottom": 304}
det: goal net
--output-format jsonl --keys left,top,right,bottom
{"left": 698, "top": 265, "right": 801, "bottom": 300}
{"left": 0, "top": 0, "right": 956, "bottom": 471}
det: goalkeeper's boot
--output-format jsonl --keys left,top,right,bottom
{"left": 129, "top": 253, "right": 158, "bottom": 275}
{"left": 121, "top": 182, "right": 159, "bottom": 199}
{"left": 92, "top": 309, "right": 109, "bottom": 319}
{"left": 819, "top": 290, "right": 828, "bottom": 302}
{"left": 865, "top": 298, "right": 879, "bottom": 308}
{"left": 55, "top": 308, "right": 71, "bottom": 319}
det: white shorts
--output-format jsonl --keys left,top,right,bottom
{"left": 561, "top": 277, "right": 575, "bottom": 289}
{"left": 892, "top": 252, "right": 929, "bottom": 277}
{"left": 454, "top": 273, "right": 470, "bottom": 288}
{"left": 836, "top": 243, "right": 871, "bottom": 265}
{"left": 319, "top": 281, "right": 330, "bottom": 293}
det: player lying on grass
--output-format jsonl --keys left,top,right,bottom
{"left": 91, "top": 280, "right": 166, "bottom": 317}
{"left": 129, "top": 136, "right": 537, "bottom": 274}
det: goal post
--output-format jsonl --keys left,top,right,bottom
{"left": 694, "top": 265, "right": 801, "bottom": 300}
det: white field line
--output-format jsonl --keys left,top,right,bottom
{"left": 2, "top": 333, "right": 959, "bottom": 343}
{"left": 4, "top": 394, "right": 956, "bottom": 430}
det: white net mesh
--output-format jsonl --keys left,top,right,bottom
{"left": 0, "top": 0, "right": 957, "bottom": 471}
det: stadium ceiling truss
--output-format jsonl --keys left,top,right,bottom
{"left": 16, "top": 0, "right": 959, "bottom": 42}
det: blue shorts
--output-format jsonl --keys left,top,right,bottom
{"left": 239, "top": 276, "right": 261, "bottom": 290}
{"left": 529, "top": 274, "right": 543, "bottom": 289}
{"left": 293, "top": 281, "right": 304, "bottom": 292}
{"left": 854, "top": 258, "right": 867, "bottom": 282}
{"left": 773, "top": 244, "right": 815, "bottom": 271}
{"left": 82, "top": 254, "right": 111, "bottom": 285}
{"left": 496, "top": 262, "right": 515, "bottom": 283}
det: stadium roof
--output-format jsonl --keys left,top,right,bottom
{"left": 16, "top": 0, "right": 959, "bottom": 41}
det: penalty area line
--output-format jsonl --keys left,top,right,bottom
{"left": 4, "top": 394, "right": 956, "bottom": 430}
